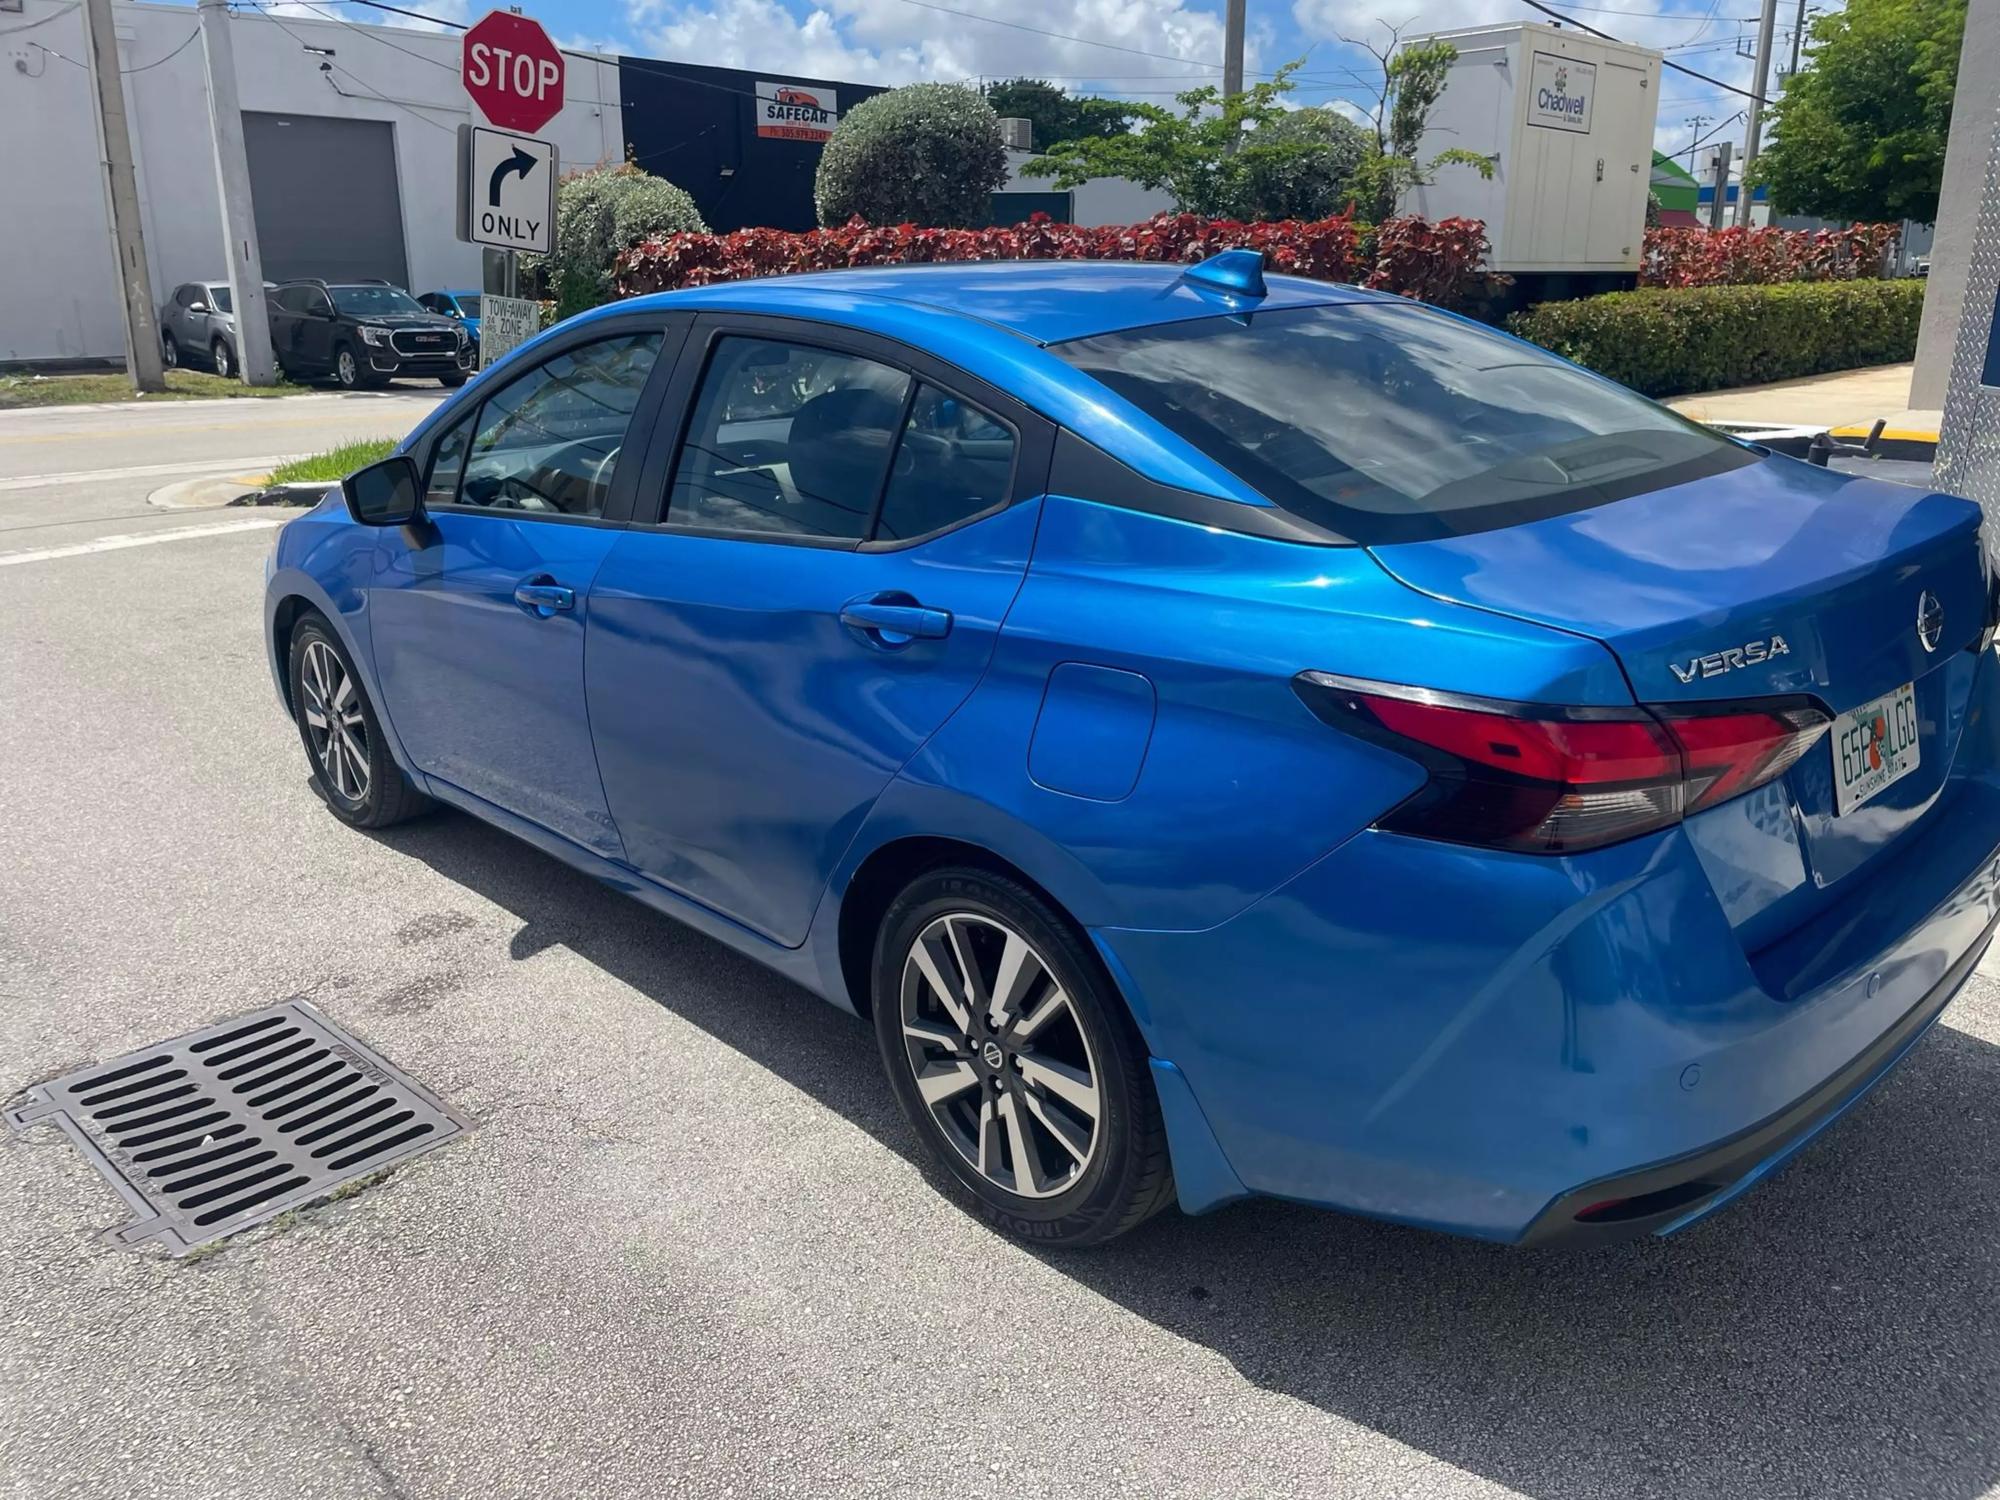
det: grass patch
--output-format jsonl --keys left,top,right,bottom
{"left": 0, "top": 369, "right": 309, "bottom": 410}
{"left": 267, "top": 438, "right": 398, "bottom": 486}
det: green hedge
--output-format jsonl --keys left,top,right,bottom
{"left": 1506, "top": 279, "right": 1926, "bottom": 399}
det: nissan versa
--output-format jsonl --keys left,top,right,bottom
{"left": 262, "top": 254, "right": 2000, "bottom": 1247}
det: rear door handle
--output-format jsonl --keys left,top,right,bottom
{"left": 514, "top": 580, "right": 575, "bottom": 617}
{"left": 839, "top": 598, "right": 952, "bottom": 643}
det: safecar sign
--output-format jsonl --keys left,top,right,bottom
{"left": 463, "top": 126, "right": 556, "bottom": 255}
{"left": 1526, "top": 51, "right": 1594, "bottom": 133}
{"left": 756, "top": 80, "right": 838, "bottom": 141}
{"left": 463, "top": 10, "right": 564, "bottom": 135}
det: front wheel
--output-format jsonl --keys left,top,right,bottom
{"left": 161, "top": 334, "right": 179, "bottom": 369}
{"left": 872, "top": 867, "right": 1174, "bottom": 1247}
{"left": 211, "top": 338, "right": 234, "bottom": 380}
{"left": 287, "top": 614, "right": 429, "bottom": 829}
{"left": 439, "top": 370, "right": 467, "bottom": 388}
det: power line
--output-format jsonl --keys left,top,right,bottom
{"left": 1516, "top": 0, "right": 1769, "bottom": 104}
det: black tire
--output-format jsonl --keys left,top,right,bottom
{"left": 439, "top": 371, "right": 467, "bottom": 388}
{"left": 872, "top": 866, "right": 1174, "bottom": 1247}
{"left": 161, "top": 334, "right": 179, "bottom": 370}
{"left": 211, "top": 338, "right": 234, "bottom": 380}
{"left": 287, "top": 612, "right": 430, "bottom": 829}
{"left": 334, "top": 343, "right": 386, "bottom": 390}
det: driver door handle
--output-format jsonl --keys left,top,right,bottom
{"left": 514, "top": 580, "right": 575, "bottom": 617}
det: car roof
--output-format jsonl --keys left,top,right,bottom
{"left": 619, "top": 260, "right": 1390, "bottom": 346}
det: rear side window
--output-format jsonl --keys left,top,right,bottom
{"left": 667, "top": 337, "right": 911, "bottom": 541}
{"left": 1053, "top": 302, "right": 1754, "bottom": 544}
{"left": 874, "top": 384, "right": 1015, "bottom": 541}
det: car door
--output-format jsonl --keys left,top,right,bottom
{"left": 584, "top": 315, "right": 1053, "bottom": 946}
{"left": 165, "top": 285, "right": 195, "bottom": 348}
{"left": 300, "top": 287, "right": 339, "bottom": 371}
{"left": 268, "top": 288, "right": 308, "bottom": 371}
{"left": 365, "top": 314, "right": 680, "bottom": 855}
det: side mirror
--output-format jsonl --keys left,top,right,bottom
{"left": 189, "top": 301, "right": 208, "bottom": 313}
{"left": 342, "top": 454, "right": 423, "bottom": 527}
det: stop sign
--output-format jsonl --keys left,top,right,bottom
{"left": 462, "top": 10, "right": 564, "bottom": 135}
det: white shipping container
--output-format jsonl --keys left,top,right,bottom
{"left": 1402, "top": 22, "right": 1663, "bottom": 277}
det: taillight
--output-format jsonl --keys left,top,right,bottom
{"left": 1295, "top": 672, "right": 1829, "bottom": 854}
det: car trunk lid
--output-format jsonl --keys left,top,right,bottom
{"left": 1368, "top": 456, "right": 1990, "bottom": 952}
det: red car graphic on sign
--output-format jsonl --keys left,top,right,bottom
{"left": 775, "top": 87, "right": 822, "bottom": 108}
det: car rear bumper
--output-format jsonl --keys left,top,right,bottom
{"left": 1098, "top": 765, "right": 2000, "bottom": 1244}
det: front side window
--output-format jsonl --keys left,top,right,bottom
{"left": 448, "top": 332, "right": 662, "bottom": 519}
{"left": 331, "top": 285, "right": 425, "bottom": 318}
{"left": 667, "top": 337, "right": 911, "bottom": 540}
{"left": 424, "top": 410, "right": 472, "bottom": 510}
{"left": 1054, "top": 302, "right": 1754, "bottom": 544}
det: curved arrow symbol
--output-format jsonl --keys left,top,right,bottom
{"left": 488, "top": 146, "right": 536, "bottom": 206}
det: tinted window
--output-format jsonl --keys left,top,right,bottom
{"left": 449, "top": 332, "right": 662, "bottom": 519}
{"left": 874, "top": 384, "right": 1015, "bottom": 541}
{"left": 173, "top": 284, "right": 197, "bottom": 308}
{"left": 425, "top": 410, "right": 472, "bottom": 509}
{"left": 331, "top": 285, "right": 423, "bottom": 317}
{"left": 270, "top": 287, "right": 301, "bottom": 313}
{"left": 457, "top": 296, "right": 481, "bottom": 318}
{"left": 207, "top": 285, "right": 233, "bottom": 314}
{"left": 1054, "top": 302, "right": 1754, "bottom": 544}
{"left": 667, "top": 337, "right": 910, "bottom": 540}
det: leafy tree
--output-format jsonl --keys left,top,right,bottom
{"left": 527, "top": 160, "right": 706, "bottom": 320}
{"left": 982, "top": 78, "right": 1135, "bottom": 151}
{"left": 1752, "top": 0, "right": 1964, "bottom": 224}
{"left": 815, "top": 83, "right": 1011, "bottom": 227}
{"left": 1343, "top": 28, "right": 1493, "bottom": 223}
{"left": 1023, "top": 61, "right": 1372, "bottom": 220}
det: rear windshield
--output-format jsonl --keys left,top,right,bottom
{"left": 1053, "top": 302, "right": 1754, "bottom": 544}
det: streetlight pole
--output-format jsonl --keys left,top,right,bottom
{"left": 1734, "top": 0, "right": 1780, "bottom": 227}
{"left": 1222, "top": 0, "right": 1245, "bottom": 99}
{"left": 1685, "top": 114, "right": 1714, "bottom": 169}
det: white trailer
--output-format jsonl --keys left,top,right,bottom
{"left": 1402, "top": 22, "right": 1663, "bottom": 290}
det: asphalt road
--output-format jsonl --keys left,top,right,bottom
{"left": 5, "top": 395, "right": 2000, "bottom": 1499}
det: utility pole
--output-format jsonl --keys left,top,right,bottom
{"left": 197, "top": 0, "right": 276, "bottom": 385}
{"left": 1734, "top": 0, "right": 1779, "bottom": 227}
{"left": 1707, "top": 140, "right": 1733, "bottom": 231}
{"left": 1789, "top": 0, "right": 1808, "bottom": 76}
{"left": 1222, "top": 0, "right": 1245, "bottom": 99}
{"left": 79, "top": 0, "right": 164, "bottom": 392}
{"left": 1685, "top": 114, "right": 1714, "bottom": 169}
{"left": 1221, "top": 0, "right": 1245, "bottom": 153}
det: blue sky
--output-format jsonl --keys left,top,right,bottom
{"left": 257, "top": 0, "right": 1836, "bottom": 169}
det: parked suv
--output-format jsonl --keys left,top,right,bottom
{"left": 268, "top": 279, "right": 473, "bottom": 389}
{"left": 159, "top": 280, "right": 261, "bottom": 378}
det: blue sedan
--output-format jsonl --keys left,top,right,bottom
{"left": 264, "top": 252, "right": 2000, "bottom": 1247}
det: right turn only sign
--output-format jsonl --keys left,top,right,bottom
{"left": 460, "top": 125, "right": 557, "bottom": 256}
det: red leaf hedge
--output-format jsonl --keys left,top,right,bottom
{"left": 1640, "top": 223, "right": 1900, "bottom": 288}
{"left": 615, "top": 211, "right": 1493, "bottom": 307}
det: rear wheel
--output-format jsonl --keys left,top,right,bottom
{"left": 211, "top": 338, "right": 234, "bottom": 380}
{"left": 872, "top": 867, "right": 1173, "bottom": 1247}
{"left": 287, "top": 613, "right": 429, "bottom": 829}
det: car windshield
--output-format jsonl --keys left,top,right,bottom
{"left": 330, "top": 285, "right": 425, "bottom": 317}
{"left": 1053, "top": 302, "right": 1754, "bottom": 544}
{"left": 206, "top": 286, "right": 233, "bottom": 314}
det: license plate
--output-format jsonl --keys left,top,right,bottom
{"left": 1832, "top": 682, "right": 1920, "bottom": 816}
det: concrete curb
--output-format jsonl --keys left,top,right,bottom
{"left": 149, "top": 475, "right": 262, "bottom": 510}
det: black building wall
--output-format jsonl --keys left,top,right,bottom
{"left": 617, "top": 58, "right": 889, "bottom": 233}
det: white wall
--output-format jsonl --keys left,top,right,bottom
{"left": 1001, "top": 150, "right": 1173, "bottom": 229}
{"left": 1, "top": 0, "right": 623, "bottom": 363}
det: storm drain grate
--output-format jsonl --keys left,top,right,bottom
{"left": 5, "top": 1000, "right": 469, "bottom": 1253}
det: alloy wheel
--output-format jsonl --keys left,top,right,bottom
{"left": 161, "top": 336, "right": 178, "bottom": 369}
{"left": 337, "top": 349, "right": 357, "bottom": 387}
{"left": 212, "top": 340, "right": 232, "bottom": 379}
{"left": 299, "top": 639, "right": 370, "bottom": 802}
{"left": 899, "top": 912, "right": 1102, "bottom": 1199}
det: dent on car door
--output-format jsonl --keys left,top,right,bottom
{"left": 363, "top": 325, "right": 678, "bottom": 852}
{"left": 584, "top": 323, "right": 1052, "bottom": 946}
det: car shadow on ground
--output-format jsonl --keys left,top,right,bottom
{"left": 374, "top": 806, "right": 2000, "bottom": 1500}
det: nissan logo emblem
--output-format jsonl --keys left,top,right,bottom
{"left": 1918, "top": 590, "right": 1944, "bottom": 653}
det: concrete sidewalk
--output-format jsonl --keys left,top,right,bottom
{"left": 1667, "top": 362, "right": 1940, "bottom": 459}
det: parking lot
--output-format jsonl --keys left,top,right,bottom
{"left": 6, "top": 395, "right": 2000, "bottom": 1499}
